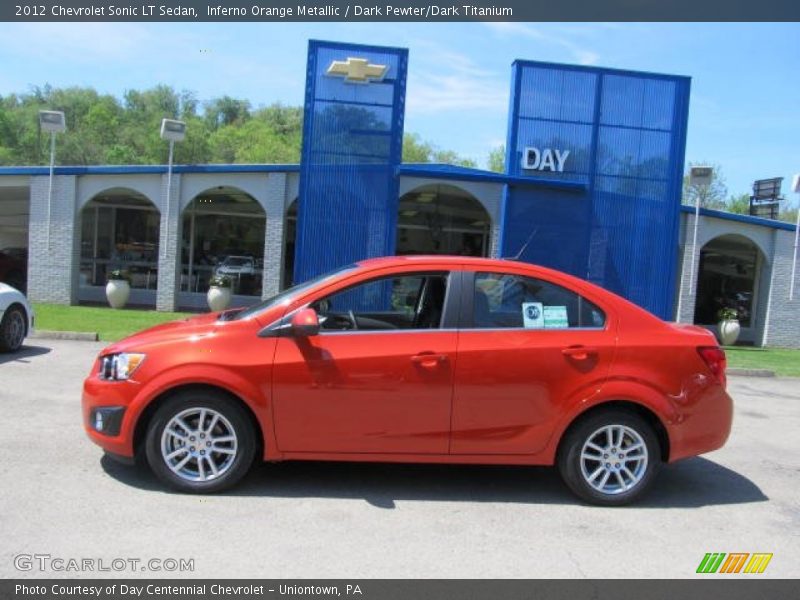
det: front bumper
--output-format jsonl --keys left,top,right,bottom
{"left": 82, "top": 375, "right": 140, "bottom": 458}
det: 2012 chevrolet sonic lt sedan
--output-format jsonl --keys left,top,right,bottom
{"left": 83, "top": 256, "right": 733, "bottom": 505}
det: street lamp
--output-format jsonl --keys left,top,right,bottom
{"left": 688, "top": 166, "right": 713, "bottom": 295}
{"left": 791, "top": 173, "right": 800, "bottom": 301}
{"left": 39, "top": 110, "right": 66, "bottom": 249}
{"left": 159, "top": 118, "right": 186, "bottom": 259}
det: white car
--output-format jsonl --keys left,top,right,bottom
{"left": 0, "top": 283, "right": 34, "bottom": 352}
{"left": 215, "top": 256, "right": 257, "bottom": 277}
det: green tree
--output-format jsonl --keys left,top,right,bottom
{"left": 727, "top": 193, "right": 751, "bottom": 215}
{"left": 0, "top": 84, "right": 475, "bottom": 169}
{"left": 779, "top": 206, "right": 798, "bottom": 225}
{"left": 487, "top": 145, "right": 505, "bottom": 173}
{"left": 682, "top": 163, "right": 728, "bottom": 209}
{"left": 402, "top": 132, "right": 476, "bottom": 167}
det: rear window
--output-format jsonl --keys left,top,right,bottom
{"left": 473, "top": 272, "right": 606, "bottom": 329}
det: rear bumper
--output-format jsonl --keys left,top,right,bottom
{"left": 668, "top": 384, "right": 734, "bottom": 462}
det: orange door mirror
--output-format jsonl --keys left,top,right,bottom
{"left": 290, "top": 308, "right": 320, "bottom": 337}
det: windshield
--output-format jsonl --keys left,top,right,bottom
{"left": 231, "top": 264, "right": 358, "bottom": 321}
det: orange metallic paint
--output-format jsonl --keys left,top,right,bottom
{"left": 82, "top": 256, "right": 733, "bottom": 469}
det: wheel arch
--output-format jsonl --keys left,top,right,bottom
{"left": 4, "top": 302, "right": 29, "bottom": 334}
{"left": 556, "top": 400, "right": 670, "bottom": 463}
{"left": 132, "top": 383, "right": 265, "bottom": 460}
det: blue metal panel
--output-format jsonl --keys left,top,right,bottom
{"left": 501, "top": 60, "right": 691, "bottom": 319}
{"left": 294, "top": 40, "right": 408, "bottom": 283}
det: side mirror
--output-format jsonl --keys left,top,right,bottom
{"left": 290, "top": 308, "right": 320, "bottom": 337}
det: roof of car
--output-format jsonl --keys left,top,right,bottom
{"left": 358, "top": 255, "right": 516, "bottom": 268}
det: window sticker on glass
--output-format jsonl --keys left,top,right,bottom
{"left": 543, "top": 305, "right": 569, "bottom": 328}
{"left": 522, "top": 302, "right": 544, "bottom": 328}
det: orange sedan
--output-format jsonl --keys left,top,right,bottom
{"left": 82, "top": 256, "right": 732, "bottom": 505}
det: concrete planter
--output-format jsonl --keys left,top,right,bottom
{"left": 207, "top": 286, "right": 232, "bottom": 312}
{"left": 718, "top": 319, "right": 741, "bottom": 346}
{"left": 105, "top": 279, "right": 130, "bottom": 309}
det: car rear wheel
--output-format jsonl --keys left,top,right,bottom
{"left": 557, "top": 409, "right": 661, "bottom": 506}
{"left": 145, "top": 391, "right": 257, "bottom": 493}
{"left": 0, "top": 306, "right": 26, "bottom": 352}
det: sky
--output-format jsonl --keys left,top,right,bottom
{"left": 0, "top": 21, "right": 798, "bottom": 202}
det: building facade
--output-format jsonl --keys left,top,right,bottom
{"left": 0, "top": 40, "right": 797, "bottom": 347}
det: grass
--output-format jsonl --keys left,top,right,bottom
{"left": 724, "top": 346, "right": 800, "bottom": 378}
{"left": 33, "top": 303, "right": 194, "bottom": 342}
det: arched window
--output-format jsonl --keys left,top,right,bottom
{"left": 693, "top": 234, "right": 763, "bottom": 328}
{"left": 79, "top": 187, "right": 160, "bottom": 304}
{"left": 181, "top": 186, "right": 265, "bottom": 298}
{"left": 397, "top": 184, "right": 491, "bottom": 257}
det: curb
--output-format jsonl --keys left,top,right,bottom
{"left": 31, "top": 330, "right": 99, "bottom": 342}
{"left": 727, "top": 368, "right": 775, "bottom": 377}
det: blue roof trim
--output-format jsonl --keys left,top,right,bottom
{"left": 0, "top": 164, "right": 300, "bottom": 176}
{"left": 0, "top": 161, "right": 586, "bottom": 193}
{"left": 511, "top": 59, "right": 691, "bottom": 83}
{"left": 397, "top": 163, "right": 587, "bottom": 192}
{"left": 680, "top": 204, "right": 796, "bottom": 232}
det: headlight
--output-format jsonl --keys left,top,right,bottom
{"left": 99, "top": 353, "right": 146, "bottom": 380}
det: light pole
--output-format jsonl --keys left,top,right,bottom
{"left": 688, "top": 166, "right": 713, "bottom": 295}
{"left": 39, "top": 110, "right": 66, "bottom": 249}
{"left": 791, "top": 174, "right": 800, "bottom": 301}
{"left": 159, "top": 118, "right": 186, "bottom": 260}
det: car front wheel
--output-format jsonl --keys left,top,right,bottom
{"left": 558, "top": 410, "right": 661, "bottom": 506}
{"left": 0, "top": 306, "right": 26, "bottom": 352}
{"left": 145, "top": 391, "right": 257, "bottom": 493}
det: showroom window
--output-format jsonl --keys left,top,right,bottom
{"left": 472, "top": 272, "right": 605, "bottom": 329}
{"left": 397, "top": 184, "right": 491, "bottom": 257}
{"left": 181, "top": 186, "right": 265, "bottom": 297}
{"left": 693, "top": 235, "right": 761, "bottom": 328}
{"left": 79, "top": 188, "right": 160, "bottom": 292}
{"left": 312, "top": 273, "right": 449, "bottom": 331}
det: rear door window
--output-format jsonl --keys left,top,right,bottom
{"left": 472, "top": 272, "right": 606, "bottom": 329}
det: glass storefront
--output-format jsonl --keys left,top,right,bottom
{"left": 79, "top": 189, "right": 160, "bottom": 291}
{"left": 693, "top": 235, "right": 760, "bottom": 328}
{"left": 282, "top": 187, "right": 490, "bottom": 291}
{"left": 181, "top": 187, "right": 265, "bottom": 296}
{"left": 397, "top": 185, "right": 490, "bottom": 257}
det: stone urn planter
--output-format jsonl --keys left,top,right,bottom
{"left": 717, "top": 308, "right": 740, "bottom": 346}
{"left": 207, "top": 275, "right": 232, "bottom": 312}
{"left": 106, "top": 270, "right": 131, "bottom": 309}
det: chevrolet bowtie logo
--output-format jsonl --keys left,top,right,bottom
{"left": 326, "top": 57, "right": 388, "bottom": 84}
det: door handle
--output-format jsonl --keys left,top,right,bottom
{"left": 561, "top": 345, "right": 598, "bottom": 360}
{"left": 411, "top": 353, "right": 448, "bottom": 369}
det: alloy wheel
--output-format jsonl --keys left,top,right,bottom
{"left": 579, "top": 424, "right": 649, "bottom": 495}
{"left": 160, "top": 407, "right": 238, "bottom": 483}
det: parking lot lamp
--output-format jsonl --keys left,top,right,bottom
{"left": 688, "top": 166, "right": 713, "bottom": 295}
{"left": 791, "top": 174, "right": 800, "bottom": 300}
{"left": 159, "top": 118, "right": 186, "bottom": 259}
{"left": 38, "top": 110, "right": 66, "bottom": 249}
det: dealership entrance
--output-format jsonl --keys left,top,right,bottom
{"left": 397, "top": 184, "right": 490, "bottom": 257}
{"left": 178, "top": 185, "right": 266, "bottom": 309}
{"left": 693, "top": 234, "right": 766, "bottom": 342}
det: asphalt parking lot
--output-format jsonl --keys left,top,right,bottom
{"left": 1, "top": 339, "right": 798, "bottom": 579}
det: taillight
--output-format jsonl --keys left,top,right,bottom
{"left": 697, "top": 346, "right": 727, "bottom": 388}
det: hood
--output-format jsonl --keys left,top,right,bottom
{"left": 101, "top": 312, "right": 224, "bottom": 354}
{"left": 0, "top": 282, "right": 21, "bottom": 295}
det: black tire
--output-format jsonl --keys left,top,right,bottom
{"left": 0, "top": 305, "right": 27, "bottom": 352}
{"left": 557, "top": 409, "right": 661, "bottom": 506}
{"left": 145, "top": 390, "right": 257, "bottom": 493}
